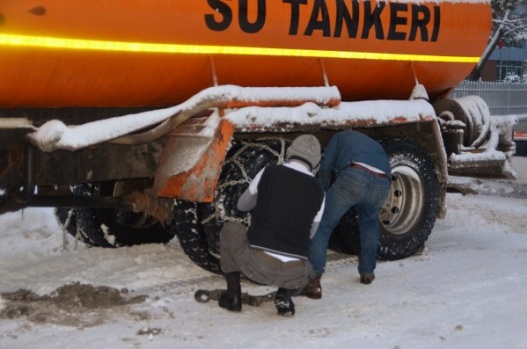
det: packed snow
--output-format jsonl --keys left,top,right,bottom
{"left": 27, "top": 85, "right": 435, "bottom": 152}
{"left": 1, "top": 168, "right": 526, "bottom": 348}
{"left": 27, "top": 85, "right": 341, "bottom": 152}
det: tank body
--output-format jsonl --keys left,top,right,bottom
{"left": 0, "top": 0, "right": 491, "bottom": 108}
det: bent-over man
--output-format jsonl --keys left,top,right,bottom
{"left": 305, "top": 130, "right": 391, "bottom": 299}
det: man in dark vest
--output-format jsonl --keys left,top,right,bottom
{"left": 304, "top": 130, "right": 391, "bottom": 299}
{"left": 218, "top": 135, "right": 325, "bottom": 316}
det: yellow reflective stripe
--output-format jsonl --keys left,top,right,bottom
{"left": 0, "top": 33, "right": 480, "bottom": 63}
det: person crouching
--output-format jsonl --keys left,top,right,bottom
{"left": 218, "top": 135, "right": 325, "bottom": 316}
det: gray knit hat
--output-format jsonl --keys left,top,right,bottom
{"left": 286, "top": 135, "right": 321, "bottom": 169}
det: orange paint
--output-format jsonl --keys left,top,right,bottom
{"left": 157, "top": 119, "right": 235, "bottom": 202}
{"left": 0, "top": 1, "right": 491, "bottom": 108}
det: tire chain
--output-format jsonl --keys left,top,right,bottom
{"left": 201, "top": 138, "right": 288, "bottom": 227}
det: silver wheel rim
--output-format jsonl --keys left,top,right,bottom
{"left": 379, "top": 165, "right": 424, "bottom": 236}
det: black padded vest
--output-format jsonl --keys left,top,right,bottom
{"left": 247, "top": 165, "right": 324, "bottom": 259}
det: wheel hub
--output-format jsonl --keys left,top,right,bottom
{"left": 380, "top": 165, "right": 424, "bottom": 236}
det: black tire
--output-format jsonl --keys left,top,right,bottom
{"left": 168, "top": 200, "right": 221, "bottom": 274}
{"left": 55, "top": 206, "right": 87, "bottom": 243}
{"left": 55, "top": 187, "right": 113, "bottom": 247}
{"left": 55, "top": 182, "right": 175, "bottom": 247}
{"left": 170, "top": 137, "right": 289, "bottom": 273}
{"left": 330, "top": 138, "right": 440, "bottom": 260}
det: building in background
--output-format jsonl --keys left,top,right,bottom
{"left": 486, "top": 40, "right": 527, "bottom": 82}
{"left": 481, "top": 4, "right": 527, "bottom": 82}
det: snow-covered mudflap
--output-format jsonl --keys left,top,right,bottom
{"left": 330, "top": 138, "right": 440, "bottom": 260}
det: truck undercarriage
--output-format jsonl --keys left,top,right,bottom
{"left": 0, "top": 84, "right": 517, "bottom": 273}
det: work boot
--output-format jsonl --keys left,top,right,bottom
{"left": 218, "top": 291, "right": 242, "bottom": 312}
{"left": 360, "top": 273, "right": 375, "bottom": 285}
{"left": 303, "top": 273, "right": 322, "bottom": 299}
{"left": 219, "top": 272, "right": 242, "bottom": 312}
{"left": 274, "top": 288, "right": 295, "bottom": 316}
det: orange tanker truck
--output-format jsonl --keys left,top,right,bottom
{"left": 0, "top": 0, "right": 516, "bottom": 272}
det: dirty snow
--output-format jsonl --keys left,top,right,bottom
{"left": 1, "top": 169, "right": 526, "bottom": 348}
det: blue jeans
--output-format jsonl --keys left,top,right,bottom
{"left": 309, "top": 167, "right": 390, "bottom": 275}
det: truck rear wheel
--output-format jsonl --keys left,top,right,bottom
{"left": 168, "top": 200, "right": 221, "bottom": 274}
{"left": 170, "top": 137, "right": 288, "bottom": 274}
{"left": 330, "top": 138, "right": 440, "bottom": 260}
{"left": 55, "top": 182, "right": 175, "bottom": 247}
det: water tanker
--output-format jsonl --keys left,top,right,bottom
{"left": 0, "top": 0, "right": 516, "bottom": 273}
{"left": 1, "top": 0, "right": 489, "bottom": 107}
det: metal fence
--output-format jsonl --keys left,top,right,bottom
{"left": 450, "top": 81, "right": 527, "bottom": 119}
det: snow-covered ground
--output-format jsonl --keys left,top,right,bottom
{"left": 0, "top": 160, "right": 526, "bottom": 349}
